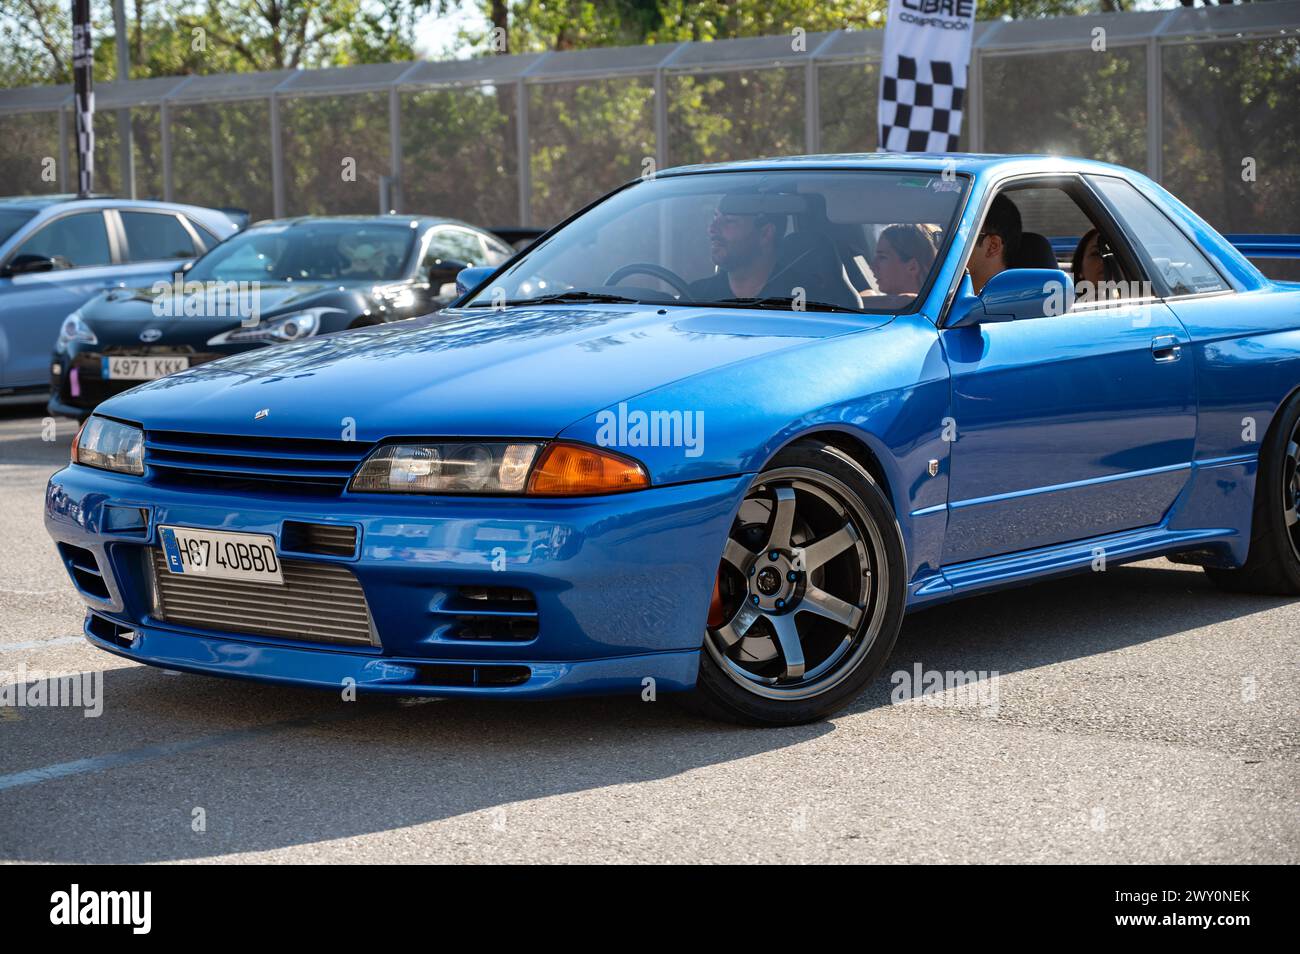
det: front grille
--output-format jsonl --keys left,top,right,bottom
{"left": 151, "top": 549, "right": 376, "bottom": 646}
{"left": 144, "top": 429, "right": 373, "bottom": 494}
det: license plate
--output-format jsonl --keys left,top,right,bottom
{"left": 159, "top": 526, "right": 283, "bottom": 584}
{"left": 102, "top": 355, "right": 190, "bottom": 380}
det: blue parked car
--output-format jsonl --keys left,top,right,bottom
{"left": 0, "top": 196, "right": 240, "bottom": 397}
{"left": 44, "top": 155, "right": 1300, "bottom": 725}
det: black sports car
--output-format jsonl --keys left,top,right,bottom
{"left": 49, "top": 214, "right": 515, "bottom": 418}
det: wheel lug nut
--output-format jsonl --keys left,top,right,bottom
{"left": 787, "top": 571, "right": 797, "bottom": 582}
{"left": 775, "top": 598, "right": 785, "bottom": 609}
{"left": 751, "top": 595, "right": 760, "bottom": 605}
{"left": 768, "top": 551, "right": 779, "bottom": 561}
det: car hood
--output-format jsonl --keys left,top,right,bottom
{"left": 100, "top": 304, "right": 890, "bottom": 439}
{"left": 81, "top": 281, "right": 363, "bottom": 344}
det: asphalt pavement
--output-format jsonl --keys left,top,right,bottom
{"left": 1, "top": 404, "right": 1295, "bottom": 863}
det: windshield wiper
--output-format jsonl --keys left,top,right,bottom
{"left": 711, "top": 296, "right": 861, "bottom": 314}
{"left": 467, "top": 290, "right": 643, "bottom": 307}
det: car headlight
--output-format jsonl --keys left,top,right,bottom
{"left": 206, "top": 307, "right": 342, "bottom": 346}
{"left": 72, "top": 416, "right": 143, "bottom": 476}
{"left": 349, "top": 441, "right": 649, "bottom": 495}
{"left": 372, "top": 284, "right": 416, "bottom": 310}
{"left": 56, "top": 311, "right": 97, "bottom": 351}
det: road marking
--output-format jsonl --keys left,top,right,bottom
{"left": 0, "top": 636, "right": 84, "bottom": 653}
{"left": 0, "top": 712, "right": 352, "bottom": 793}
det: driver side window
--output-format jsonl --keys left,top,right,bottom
{"left": 992, "top": 182, "right": 1142, "bottom": 307}
{"left": 423, "top": 228, "right": 485, "bottom": 280}
{"left": 422, "top": 228, "right": 485, "bottom": 300}
{"left": 11, "top": 212, "right": 112, "bottom": 269}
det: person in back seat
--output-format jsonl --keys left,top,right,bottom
{"left": 968, "top": 194, "right": 1021, "bottom": 293}
{"left": 1073, "top": 229, "right": 1105, "bottom": 286}
{"left": 869, "top": 223, "right": 940, "bottom": 299}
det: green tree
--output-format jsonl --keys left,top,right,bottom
{"left": 0, "top": 0, "right": 437, "bottom": 85}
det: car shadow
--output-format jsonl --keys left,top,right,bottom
{"left": 848, "top": 560, "right": 1288, "bottom": 712}
{"left": 0, "top": 560, "right": 1289, "bottom": 862}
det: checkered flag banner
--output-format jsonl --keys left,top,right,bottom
{"left": 878, "top": 0, "right": 978, "bottom": 153}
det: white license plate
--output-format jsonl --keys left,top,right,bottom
{"left": 159, "top": 526, "right": 283, "bottom": 584}
{"left": 102, "top": 355, "right": 190, "bottom": 380}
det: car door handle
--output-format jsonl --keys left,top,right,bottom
{"left": 1151, "top": 335, "right": 1182, "bottom": 363}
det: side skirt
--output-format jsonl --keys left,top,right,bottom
{"left": 905, "top": 453, "right": 1257, "bottom": 610}
{"left": 905, "top": 524, "right": 1236, "bottom": 610}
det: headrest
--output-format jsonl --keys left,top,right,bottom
{"left": 1012, "top": 231, "right": 1058, "bottom": 270}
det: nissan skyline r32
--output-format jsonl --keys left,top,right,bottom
{"left": 44, "top": 155, "right": 1300, "bottom": 725}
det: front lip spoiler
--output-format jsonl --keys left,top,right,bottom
{"left": 82, "top": 611, "right": 703, "bottom": 698}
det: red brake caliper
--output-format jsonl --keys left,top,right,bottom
{"left": 706, "top": 566, "right": 726, "bottom": 628}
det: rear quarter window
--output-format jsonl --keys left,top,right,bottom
{"left": 120, "top": 211, "right": 199, "bottom": 262}
{"left": 1090, "top": 176, "right": 1229, "bottom": 297}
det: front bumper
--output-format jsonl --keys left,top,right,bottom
{"left": 46, "top": 463, "right": 751, "bottom": 698}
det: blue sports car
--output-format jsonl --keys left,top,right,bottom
{"left": 44, "top": 155, "right": 1300, "bottom": 725}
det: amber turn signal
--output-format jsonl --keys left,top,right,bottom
{"left": 70, "top": 418, "right": 85, "bottom": 463}
{"left": 527, "top": 442, "right": 649, "bottom": 495}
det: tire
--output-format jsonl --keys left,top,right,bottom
{"left": 688, "top": 440, "right": 907, "bottom": 726}
{"left": 1204, "top": 390, "right": 1300, "bottom": 595}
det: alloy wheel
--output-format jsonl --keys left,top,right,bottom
{"left": 704, "top": 466, "right": 889, "bottom": 701}
{"left": 1284, "top": 423, "right": 1300, "bottom": 563}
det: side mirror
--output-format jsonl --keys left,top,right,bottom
{"left": 455, "top": 265, "right": 495, "bottom": 298}
{"left": 945, "top": 268, "right": 1073, "bottom": 329}
{"left": 425, "top": 258, "right": 468, "bottom": 288}
{"left": 3, "top": 253, "right": 60, "bottom": 277}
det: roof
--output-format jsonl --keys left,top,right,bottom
{"left": 0, "top": 194, "right": 225, "bottom": 214}
{"left": 655, "top": 152, "right": 1137, "bottom": 180}
{"left": 245, "top": 213, "right": 486, "bottom": 231}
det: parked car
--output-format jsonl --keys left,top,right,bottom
{"left": 0, "top": 196, "right": 241, "bottom": 398}
{"left": 48, "top": 214, "right": 514, "bottom": 418}
{"left": 44, "top": 155, "right": 1300, "bottom": 725}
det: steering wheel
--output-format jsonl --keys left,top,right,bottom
{"left": 605, "top": 263, "right": 693, "bottom": 299}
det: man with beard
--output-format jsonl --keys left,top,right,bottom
{"left": 687, "top": 199, "right": 785, "bottom": 301}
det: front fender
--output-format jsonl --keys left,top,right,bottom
{"left": 557, "top": 313, "right": 951, "bottom": 580}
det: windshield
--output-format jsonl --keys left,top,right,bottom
{"left": 464, "top": 169, "right": 967, "bottom": 314}
{"left": 187, "top": 221, "right": 416, "bottom": 283}
{"left": 0, "top": 208, "right": 37, "bottom": 247}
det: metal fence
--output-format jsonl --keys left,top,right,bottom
{"left": 0, "top": 2, "right": 1297, "bottom": 239}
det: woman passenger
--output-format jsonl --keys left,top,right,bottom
{"left": 871, "top": 223, "right": 939, "bottom": 299}
{"left": 1072, "top": 228, "right": 1107, "bottom": 289}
